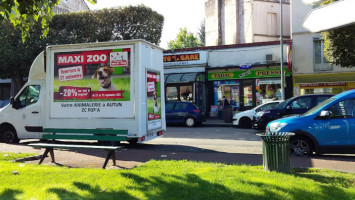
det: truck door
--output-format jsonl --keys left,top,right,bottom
{"left": 12, "top": 85, "right": 42, "bottom": 138}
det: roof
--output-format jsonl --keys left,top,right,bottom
{"left": 164, "top": 40, "right": 292, "bottom": 53}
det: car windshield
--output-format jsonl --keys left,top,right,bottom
{"left": 275, "top": 98, "right": 294, "bottom": 109}
{"left": 302, "top": 97, "right": 335, "bottom": 116}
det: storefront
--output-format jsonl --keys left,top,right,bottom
{"left": 293, "top": 73, "right": 355, "bottom": 96}
{"left": 163, "top": 51, "right": 207, "bottom": 112}
{"left": 208, "top": 66, "right": 292, "bottom": 112}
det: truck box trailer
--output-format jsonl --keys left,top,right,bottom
{"left": 0, "top": 40, "right": 166, "bottom": 144}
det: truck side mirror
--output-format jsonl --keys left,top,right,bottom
{"left": 11, "top": 97, "right": 20, "bottom": 109}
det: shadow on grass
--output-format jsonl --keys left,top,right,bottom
{"left": 293, "top": 168, "right": 354, "bottom": 188}
{"left": 0, "top": 189, "right": 23, "bottom": 200}
{"left": 48, "top": 182, "right": 138, "bottom": 200}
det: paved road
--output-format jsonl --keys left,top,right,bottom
{"left": 148, "top": 126, "right": 262, "bottom": 154}
{"left": 1, "top": 126, "right": 354, "bottom": 173}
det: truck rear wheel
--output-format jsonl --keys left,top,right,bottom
{"left": 1, "top": 126, "right": 20, "bottom": 144}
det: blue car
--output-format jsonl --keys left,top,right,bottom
{"left": 267, "top": 90, "right": 355, "bottom": 156}
{"left": 166, "top": 101, "right": 205, "bottom": 127}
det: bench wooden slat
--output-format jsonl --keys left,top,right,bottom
{"left": 43, "top": 128, "right": 128, "bottom": 135}
{"left": 28, "top": 143, "right": 121, "bottom": 150}
{"left": 42, "top": 134, "right": 127, "bottom": 141}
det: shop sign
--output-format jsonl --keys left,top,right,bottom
{"left": 163, "top": 51, "right": 207, "bottom": 66}
{"left": 300, "top": 82, "right": 346, "bottom": 87}
{"left": 208, "top": 68, "right": 290, "bottom": 81}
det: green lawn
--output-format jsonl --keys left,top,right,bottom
{"left": 0, "top": 152, "right": 354, "bottom": 200}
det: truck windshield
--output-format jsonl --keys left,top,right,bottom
{"left": 302, "top": 97, "right": 335, "bottom": 116}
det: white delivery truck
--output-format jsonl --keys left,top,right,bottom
{"left": 0, "top": 40, "right": 166, "bottom": 144}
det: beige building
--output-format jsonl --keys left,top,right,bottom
{"left": 205, "top": 0, "right": 290, "bottom": 46}
{"left": 291, "top": 0, "right": 355, "bottom": 95}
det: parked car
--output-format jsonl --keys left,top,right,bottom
{"left": 267, "top": 89, "right": 355, "bottom": 156}
{"left": 252, "top": 94, "right": 333, "bottom": 130}
{"left": 233, "top": 100, "right": 283, "bottom": 128}
{"left": 165, "top": 101, "right": 206, "bottom": 127}
{"left": 0, "top": 100, "right": 10, "bottom": 109}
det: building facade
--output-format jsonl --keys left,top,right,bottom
{"left": 163, "top": 41, "right": 292, "bottom": 116}
{"left": 291, "top": 0, "right": 355, "bottom": 96}
{"left": 205, "top": 0, "right": 290, "bottom": 46}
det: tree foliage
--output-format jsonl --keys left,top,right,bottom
{"left": 0, "top": 0, "right": 97, "bottom": 41}
{"left": 168, "top": 28, "right": 200, "bottom": 49}
{"left": 321, "top": 0, "right": 355, "bottom": 67}
{"left": 0, "top": 6, "right": 164, "bottom": 91}
{"left": 198, "top": 20, "right": 205, "bottom": 47}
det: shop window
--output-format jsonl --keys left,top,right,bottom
{"left": 180, "top": 86, "right": 193, "bottom": 102}
{"left": 166, "top": 86, "right": 178, "bottom": 101}
{"left": 256, "top": 79, "right": 281, "bottom": 105}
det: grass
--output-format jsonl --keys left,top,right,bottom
{"left": 0, "top": 152, "right": 354, "bottom": 200}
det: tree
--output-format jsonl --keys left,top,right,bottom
{"left": 168, "top": 28, "right": 200, "bottom": 49}
{"left": 0, "top": 6, "right": 164, "bottom": 91}
{"left": 0, "top": 0, "right": 97, "bottom": 41}
{"left": 321, "top": 0, "right": 355, "bottom": 67}
{"left": 198, "top": 20, "right": 205, "bottom": 47}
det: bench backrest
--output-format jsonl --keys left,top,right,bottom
{"left": 42, "top": 128, "right": 128, "bottom": 141}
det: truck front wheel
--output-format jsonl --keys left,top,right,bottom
{"left": 0, "top": 126, "right": 20, "bottom": 144}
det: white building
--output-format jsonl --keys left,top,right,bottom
{"left": 291, "top": 0, "right": 355, "bottom": 96}
{"left": 205, "top": 0, "right": 290, "bottom": 46}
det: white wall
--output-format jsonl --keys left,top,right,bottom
{"left": 208, "top": 44, "right": 289, "bottom": 67}
{"left": 291, "top": 0, "right": 354, "bottom": 75}
{"left": 205, "top": 0, "right": 220, "bottom": 46}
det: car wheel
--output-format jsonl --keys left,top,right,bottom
{"left": 290, "top": 136, "right": 313, "bottom": 156}
{"left": 185, "top": 117, "right": 195, "bottom": 127}
{"left": 1, "top": 126, "right": 20, "bottom": 144}
{"left": 239, "top": 117, "right": 252, "bottom": 129}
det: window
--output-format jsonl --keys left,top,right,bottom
{"left": 327, "top": 99, "right": 355, "bottom": 119}
{"left": 267, "top": 13, "right": 277, "bottom": 36}
{"left": 314, "top": 39, "right": 332, "bottom": 71}
{"left": 175, "top": 102, "right": 188, "bottom": 110}
{"left": 291, "top": 97, "right": 312, "bottom": 109}
{"left": 166, "top": 102, "right": 175, "bottom": 111}
{"left": 18, "top": 85, "right": 40, "bottom": 108}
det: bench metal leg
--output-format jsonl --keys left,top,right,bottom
{"left": 103, "top": 150, "right": 116, "bottom": 169}
{"left": 39, "top": 148, "right": 54, "bottom": 164}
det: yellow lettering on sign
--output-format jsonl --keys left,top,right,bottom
{"left": 255, "top": 70, "right": 280, "bottom": 76}
{"left": 211, "top": 73, "right": 234, "bottom": 79}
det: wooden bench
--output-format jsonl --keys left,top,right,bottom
{"left": 28, "top": 128, "right": 128, "bottom": 169}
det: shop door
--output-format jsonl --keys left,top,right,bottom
{"left": 240, "top": 80, "right": 254, "bottom": 111}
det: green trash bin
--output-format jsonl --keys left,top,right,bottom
{"left": 257, "top": 132, "right": 295, "bottom": 173}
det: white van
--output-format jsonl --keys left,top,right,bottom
{"left": 0, "top": 40, "right": 166, "bottom": 144}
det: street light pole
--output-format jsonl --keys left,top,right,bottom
{"left": 280, "top": 0, "right": 285, "bottom": 100}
